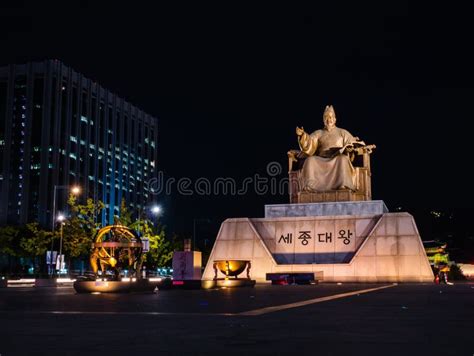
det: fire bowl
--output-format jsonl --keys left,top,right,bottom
{"left": 214, "top": 260, "right": 250, "bottom": 278}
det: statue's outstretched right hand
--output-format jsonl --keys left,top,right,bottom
{"left": 296, "top": 126, "right": 305, "bottom": 136}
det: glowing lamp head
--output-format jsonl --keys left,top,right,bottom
{"left": 151, "top": 205, "right": 162, "bottom": 215}
{"left": 71, "top": 186, "right": 81, "bottom": 195}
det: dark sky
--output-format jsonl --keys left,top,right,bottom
{"left": 2, "top": 2, "right": 473, "bottom": 239}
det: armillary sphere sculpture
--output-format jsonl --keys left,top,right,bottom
{"left": 90, "top": 225, "right": 143, "bottom": 280}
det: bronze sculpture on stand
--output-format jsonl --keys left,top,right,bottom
{"left": 74, "top": 224, "right": 155, "bottom": 293}
{"left": 89, "top": 224, "right": 143, "bottom": 280}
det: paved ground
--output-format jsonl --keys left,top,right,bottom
{"left": 1, "top": 282, "right": 473, "bottom": 355}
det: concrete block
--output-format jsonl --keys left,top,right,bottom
{"left": 376, "top": 236, "right": 398, "bottom": 256}
{"left": 334, "top": 263, "right": 354, "bottom": 277}
{"left": 376, "top": 256, "right": 398, "bottom": 278}
{"left": 397, "top": 235, "right": 420, "bottom": 256}
{"left": 204, "top": 211, "right": 431, "bottom": 283}
{"left": 385, "top": 216, "right": 398, "bottom": 235}
{"left": 235, "top": 220, "right": 255, "bottom": 240}
{"left": 398, "top": 215, "right": 416, "bottom": 235}
{"left": 219, "top": 221, "right": 237, "bottom": 240}
{"left": 398, "top": 255, "right": 421, "bottom": 277}
{"left": 252, "top": 220, "right": 275, "bottom": 241}
{"left": 357, "top": 236, "right": 376, "bottom": 256}
{"left": 335, "top": 219, "right": 356, "bottom": 256}
{"left": 355, "top": 218, "right": 377, "bottom": 238}
{"left": 252, "top": 239, "right": 269, "bottom": 258}
{"left": 314, "top": 219, "right": 335, "bottom": 263}
{"left": 230, "top": 240, "right": 254, "bottom": 259}
{"left": 172, "top": 251, "right": 202, "bottom": 280}
{"left": 265, "top": 200, "right": 388, "bottom": 218}
{"left": 294, "top": 220, "right": 316, "bottom": 263}
{"left": 375, "top": 219, "right": 386, "bottom": 237}
{"left": 213, "top": 239, "right": 230, "bottom": 259}
{"left": 274, "top": 221, "right": 296, "bottom": 264}
{"left": 353, "top": 256, "right": 376, "bottom": 278}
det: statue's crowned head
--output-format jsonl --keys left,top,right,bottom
{"left": 323, "top": 105, "right": 337, "bottom": 129}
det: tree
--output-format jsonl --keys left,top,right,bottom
{"left": 129, "top": 216, "right": 173, "bottom": 269}
{"left": 0, "top": 225, "right": 21, "bottom": 257}
{"left": 20, "top": 223, "right": 53, "bottom": 257}
{"left": 19, "top": 223, "right": 53, "bottom": 274}
{"left": 145, "top": 223, "right": 173, "bottom": 268}
{"left": 0, "top": 225, "right": 22, "bottom": 273}
{"left": 62, "top": 194, "right": 105, "bottom": 259}
{"left": 115, "top": 198, "right": 133, "bottom": 226}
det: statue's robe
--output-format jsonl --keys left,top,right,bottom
{"left": 298, "top": 126, "right": 357, "bottom": 192}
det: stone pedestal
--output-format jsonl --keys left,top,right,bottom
{"left": 203, "top": 203, "right": 433, "bottom": 283}
{"left": 265, "top": 201, "right": 388, "bottom": 218}
{"left": 172, "top": 251, "right": 202, "bottom": 280}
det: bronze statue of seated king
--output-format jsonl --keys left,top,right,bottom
{"left": 288, "top": 105, "right": 375, "bottom": 204}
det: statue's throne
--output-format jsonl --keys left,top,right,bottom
{"left": 287, "top": 145, "right": 375, "bottom": 204}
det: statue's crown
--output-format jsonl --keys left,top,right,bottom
{"left": 324, "top": 105, "right": 335, "bottom": 117}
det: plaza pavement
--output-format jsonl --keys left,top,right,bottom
{"left": 0, "top": 282, "right": 473, "bottom": 355}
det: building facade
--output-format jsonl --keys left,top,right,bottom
{"left": 0, "top": 60, "right": 158, "bottom": 228}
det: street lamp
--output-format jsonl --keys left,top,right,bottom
{"left": 193, "top": 218, "right": 211, "bottom": 251}
{"left": 150, "top": 205, "right": 163, "bottom": 228}
{"left": 50, "top": 185, "right": 81, "bottom": 276}
{"left": 56, "top": 214, "right": 65, "bottom": 277}
{"left": 51, "top": 185, "right": 81, "bottom": 231}
{"left": 151, "top": 205, "right": 162, "bottom": 215}
{"left": 137, "top": 204, "right": 163, "bottom": 234}
{"left": 71, "top": 186, "right": 81, "bottom": 195}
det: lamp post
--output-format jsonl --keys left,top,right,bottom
{"left": 51, "top": 185, "right": 81, "bottom": 230}
{"left": 137, "top": 205, "right": 143, "bottom": 237}
{"left": 193, "top": 218, "right": 211, "bottom": 251}
{"left": 50, "top": 185, "right": 81, "bottom": 276}
{"left": 137, "top": 204, "right": 162, "bottom": 234}
{"left": 56, "top": 214, "right": 65, "bottom": 277}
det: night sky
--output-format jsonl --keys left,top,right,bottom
{"left": 2, "top": 2, "right": 473, "bottom": 241}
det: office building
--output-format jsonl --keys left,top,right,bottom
{"left": 0, "top": 60, "right": 158, "bottom": 227}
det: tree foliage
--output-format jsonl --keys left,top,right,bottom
{"left": 128, "top": 213, "right": 173, "bottom": 268}
{"left": 0, "top": 225, "right": 22, "bottom": 256}
{"left": 144, "top": 222, "right": 172, "bottom": 268}
{"left": 19, "top": 223, "right": 53, "bottom": 257}
{"left": 115, "top": 198, "right": 133, "bottom": 226}
{"left": 62, "top": 194, "right": 105, "bottom": 258}
{"left": 0, "top": 197, "right": 177, "bottom": 273}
